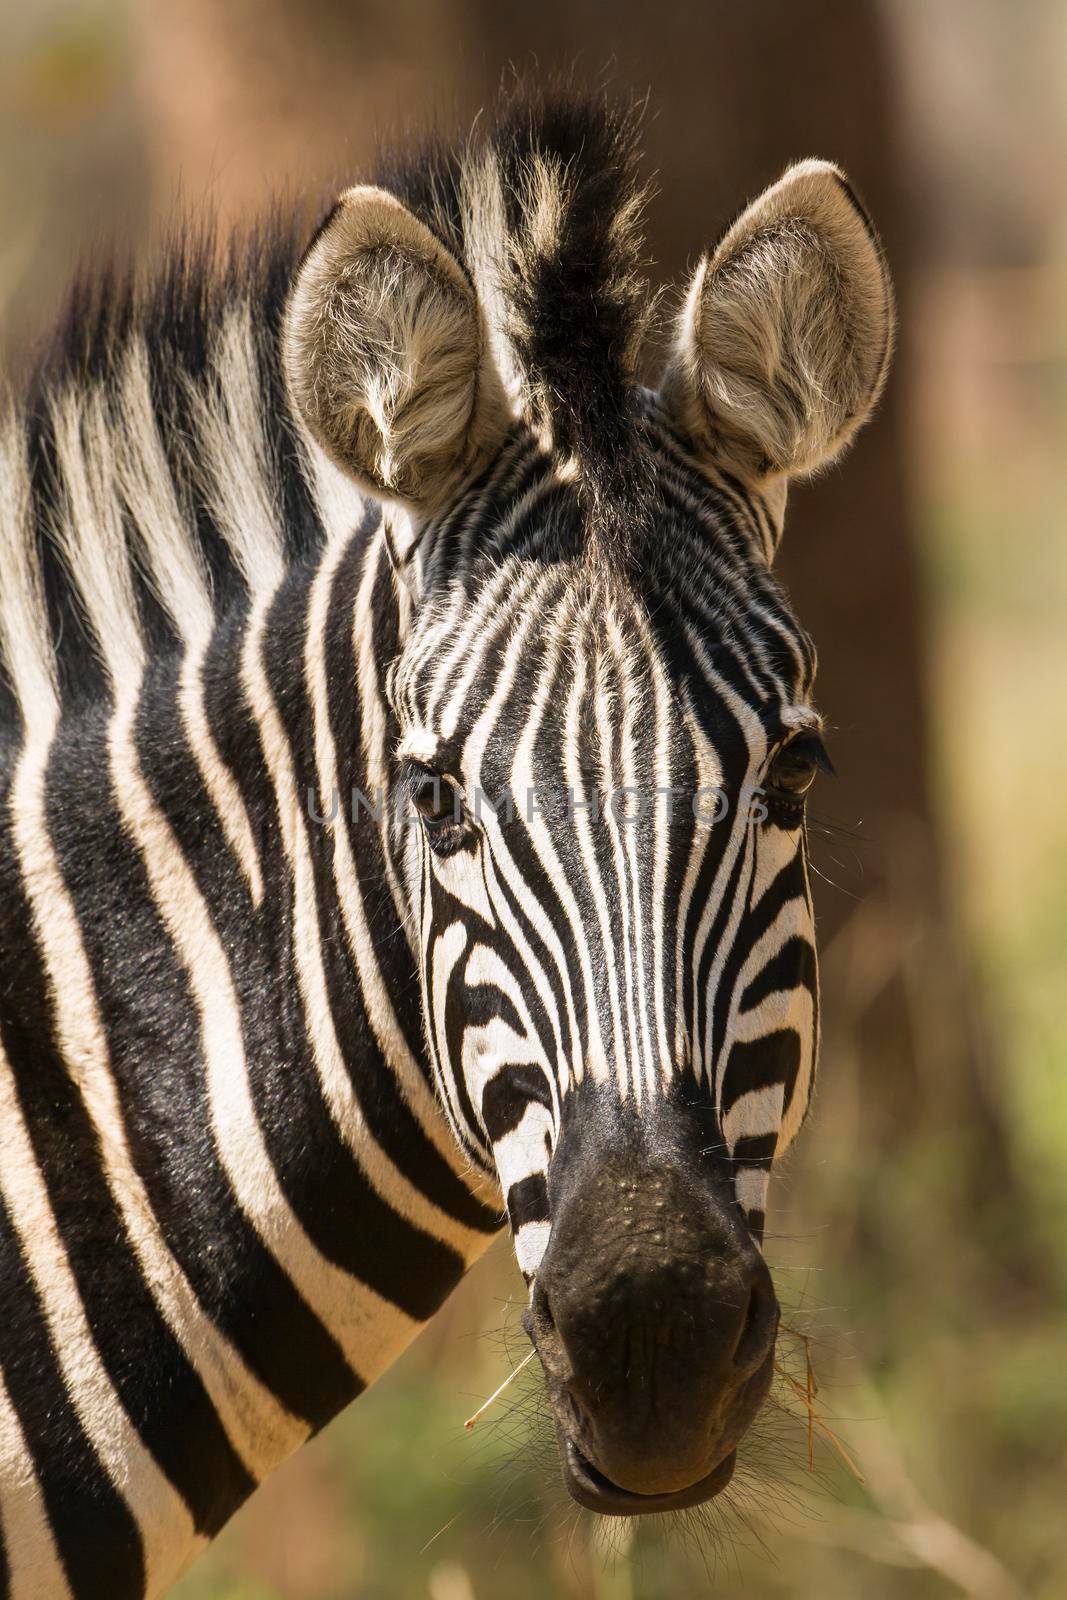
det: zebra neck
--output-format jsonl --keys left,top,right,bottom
{"left": 0, "top": 514, "right": 501, "bottom": 1596}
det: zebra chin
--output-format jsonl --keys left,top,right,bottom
{"left": 520, "top": 1110, "right": 778, "bottom": 1515}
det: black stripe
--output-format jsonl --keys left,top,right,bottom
{"left": 255, "top": 280, "right": 328, "bottom": 568}
{"left": 355, "top": 536, "right": 434, "bottom": 1081}
{"left": 0, "top": 1189, "right": 145, "bottom": 1599}
{"left": 732, "top": 1134, "right": 778, "bottom": 1168}
{"left": 25, "top": 403, "right": 109, "bottom": 713}
{"left": 693, "top": 834, "right": 751, "bottom": 1076}
{"left": 506, "top": 1173, "right": 551, "bottom": 1229}
{"left": 482, "top": 1065, "right": 553, "bottom": 1144}
{"left": 719, "top": 1031, "right": 801, "bottom": 1121}
{"left": 438, "top": 910, "right": 501, "bottom": 1165}
{"left": 739, "top": 935, "right": 816, "bottom": 1014}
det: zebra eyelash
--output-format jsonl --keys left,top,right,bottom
{"left": 760, "top": 732, "right": 835, "bottom": 828}
{"left": 404, "top": 760, "right": 455, "bottom": 813}
{"left": 403, "top": 761, "right": 471, "bottom": 854}
{"left": 776, "top": 731, "right": 835, "bottom": 778}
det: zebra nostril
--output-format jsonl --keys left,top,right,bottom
{"left": 531, "top": 1280, "right": 556, "bottom": 1338}
{"left": 733, "top": 1269, "right": 777, "bottom": 1374}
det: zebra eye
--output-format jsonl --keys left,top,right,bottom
{"left": 768, "top": 735, "right": 832, "bottom": 798}
{"left": 407, "top": 763, "right": 461, "bottom": 827}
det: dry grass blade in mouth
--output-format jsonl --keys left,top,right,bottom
{"left": 463, "top": 1348, "right": 538, "bottom": 1430}
{"left": 776, "top": 1322, "right": 865, "bottom": 1486}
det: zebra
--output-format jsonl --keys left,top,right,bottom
{"left": 0, "top": 91, "right": 893, "bottom": 1598}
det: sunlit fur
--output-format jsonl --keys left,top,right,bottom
{"left": 0, "top": 90, "right": 891, "bottom": 1596}
{"left": 661, "top": 159, "right": 894, "bottom": 479}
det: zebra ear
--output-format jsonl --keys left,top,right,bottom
{"left": 283, "top": 187, "right": 509, "bottom": 509}
{"left": 659, "top": 160, "right": 894, "bottom": 481}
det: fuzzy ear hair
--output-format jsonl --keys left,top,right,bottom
{"left": 660, "top": 161, "right": 894, "bottom": 481}
{"left": 283, "top": 187, "right": 509, "bottom": 509}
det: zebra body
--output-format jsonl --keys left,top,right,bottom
{"left": 0, "top": 93, "right": 892, "bottom": 1595}
{"left": 0, "top": 381, "right": 502, "bottom": 1594}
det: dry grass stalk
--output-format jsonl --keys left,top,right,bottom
{"left": 463, "top": 1348, "right": 537, "bottom": 1430}
{"left": 776, "top": 1322, "right": 865, "bottom": 1486}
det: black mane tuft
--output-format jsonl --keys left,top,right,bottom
{"left": 379, "top": 87, "right": 657, "bottom": 552}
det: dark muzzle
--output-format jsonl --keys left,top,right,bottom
{"left": 524, "top": 1134, "right": 777, "bottom": 1514}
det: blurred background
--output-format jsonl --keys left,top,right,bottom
{"left": 2, "top": 1, "right": 1064, "bottom": 1595}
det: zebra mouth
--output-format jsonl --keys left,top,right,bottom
{"left": 562, "top": 1438, "right": 737, "bottom": 1516}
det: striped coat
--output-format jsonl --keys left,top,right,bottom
{"left": 0, "top": 92, "right": 892, "bottom": 1594}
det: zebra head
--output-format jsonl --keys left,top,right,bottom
{"left": 284, "top": 100, "right": 892, "bottom": 1516}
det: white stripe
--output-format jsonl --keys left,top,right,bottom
{"left": 722, "top": 1084, "right": 785, "bottom": 1151}
{"left": 460, "top": 151, "right": 523, "bottom": 400}
{"left": 560, "top": 642, "right": 624, "bottom": 1088}
{"left": 461, "top": 841, "right": 567, "bottom": 1125}
{"left": 707, "top": 819, "right": 757, "bottom": 1111}
{"left": 492, "top": 1100, "right": 554, "bottom": 1198}
{"left": 184, "top": 304, "right": 286, "bottom": 597}
{"left": 304, "top": 436, "right": 367, "bottom": 548}
{"left": 0, "top": 410, "right": 56, "bottom": 717}
{"left": 719, "top": 884, "right": 815, "bottom": 1155}
{"left": 116, "top": 340, "right": 214, "bottom": 649}
{"left": 434, "top": 562, "right": 540, "bottom": 737}
{"left": 354, "top": 535, "right": 414, "bottom": 934}
{"left": 734, "top": 1167, "right": 770, "bottom": 1219}
{"left": 113, "top": 343, "right": 265, "bottom": 901}
{"left": 673, "top": 640, "right": 767, "bottom": 1092}
{"left": 672, "top": 687, "right": 724, "bottom": 1076}
{"left": 747, "top": 823, "right": 796, "bottom": 912}
{"left": 461, "top": 942, "right": 546, "bottom": 1070}
{"left": 177, "top": 642, "right": 265, "bottom": 905}
{"left": 48, "top": 384, "right": 145, "bottom": 687}
{"left": 499, "top": 598, "right": 593, "bottom": 1091}
{"left": 460, "top": 943, "right": 551, "bottom": 1121}
{"left": 513, "top": 1220, "right": 552, "bottom": 1279}
{"left": 441, "top": 569, "right": 576, "bottom": 1106}
{"left": 428, "top": 920, "right": 474, "bottom": 1145}
{"left": 601, "top": 610, "right": 654, "bottom": 1103}
{"left": 638, "top": 617, "right": 677, "bottom": 1091}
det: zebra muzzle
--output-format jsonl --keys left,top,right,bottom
{"left": 523, "top": 1132, "right": 778, "bottom": 1514}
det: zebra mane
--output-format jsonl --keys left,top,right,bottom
{"left": 376, "top": 89, "right": 656, "bottom": 538}
{"left": 0, "top": 214, "right": 346, "bottom": 723}
{"left": 0, "top": 91, "right": 655, "bottom": 726}
{"left": 381, "top": 92, "right": 652, "bottom": 451}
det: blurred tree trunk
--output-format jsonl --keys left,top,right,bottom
{"left": 129, "top": 0, "right": 485, "bottom": 221}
